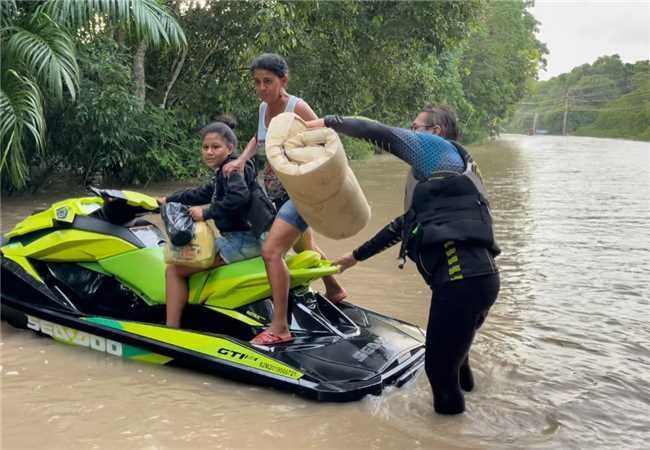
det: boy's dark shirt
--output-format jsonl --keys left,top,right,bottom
{"left": 166, "top": 155, "right": 256, "bottom": 233}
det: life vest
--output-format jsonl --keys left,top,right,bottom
{"left": 399, "top": 141, "right": 500, "bottom": 265}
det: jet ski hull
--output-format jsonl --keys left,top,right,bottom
{"left": 1, "top": 258, "right": 425, "bottom": 402}
{"left": 1, "top": 188, "right": 426, "bottom": 402}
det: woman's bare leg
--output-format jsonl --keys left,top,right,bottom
{"left": 294, "top": 228, "right": 347, "bottom": 303}
{"left": 257, "top": 219, "right": 302, "bottom": 339}
{"left": 165, "top": 256, "right": 224, "bottom": 327}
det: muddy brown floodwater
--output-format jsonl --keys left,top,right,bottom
{"left": 2, "top": 134, "right": 649, "bottom": 449}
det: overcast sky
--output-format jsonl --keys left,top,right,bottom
{"left": 529, "top": 0, "right": 650, "bottom": 80}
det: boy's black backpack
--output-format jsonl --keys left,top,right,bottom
{"left": 246, "top": 183, "right": 276, "bottom": 237}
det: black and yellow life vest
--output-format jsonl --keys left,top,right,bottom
{"left": 400, "top": 142, "right": 500, "bottom": 264}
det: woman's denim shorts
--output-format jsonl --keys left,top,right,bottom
{"left": 276, "top": 199, "right": 308, "bottom": 232}
{"left": 216, "top": 231, "right": 263, "bottom": 264}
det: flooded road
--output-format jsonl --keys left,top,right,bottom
{"left": 2, "top": 134, "right": 649, "bottom": 449}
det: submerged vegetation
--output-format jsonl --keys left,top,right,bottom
{"left": 1, "top": 0, "right": 546, "bottom": 192}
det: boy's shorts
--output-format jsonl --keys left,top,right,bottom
{"left": 276, "top": 199, "right": 309, "bottom": 232}
{"left": 216, "top": 231, "right": 264, "bottom": 264}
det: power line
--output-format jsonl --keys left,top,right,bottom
{"left": 571, "top": 90, "right": 650, "bottom": 100}
{"left": 516, "top": 90, "right": 650, "bottom": 109}
{"left": 521, "top": 104, "right": 649, "bottom": 114}
{"left": 572, "top": 104, "right": 650, "bottom": 112}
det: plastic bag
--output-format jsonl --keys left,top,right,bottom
{"left": 163, "top": 221, "right": 215, "bottom": 269}
{"left": 161, "top": 202, "right": 194, "bottom": 246}
{"left": 161, "top": 202, "right": 215, "bottom": 268}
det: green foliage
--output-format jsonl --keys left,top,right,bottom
{"left": 41, "top": 0, "right": 186, "bottom": 48}
{"left": 145, "top": 0, "right": 264, "bottom": 139}
{"left": 460, "top": 0, "right": 547, "bottom": 141}
{"left": 1, "top": 0, "right": 186, "bottom": 191}
{"left": 1, "top": 7, "right": 77, "bottom": 188}
{"left": 341, "top": 136, "right": 374, "bottom": 160}
{"left": 45, "top": 38, "right": 200, "bottom": 185}
{"left": 262, "top": 0, "right": 484, "bottom": 125}
{"left": 5, "top": 13, "right": 79, "bottom": 101}
{"left": 124, "top": 106, "right": 204, "bottom": 183}
{"left": 145, "top": 0, "right": 486, "bottom": 141}
{"left": 3, "top": 0, "right": 547, "bottom": 191}
{"left": 0, "top": 70, "right": 45, "bottom": 185}
{"left": 507, "top": 56, "right": 650, "bottom": 140}
{"left": 575, "top": 62, "right": 650, "bottom": 141}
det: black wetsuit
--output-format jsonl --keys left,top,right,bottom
{"left": 326, "top": 116, "right": 500, "bottom": 414}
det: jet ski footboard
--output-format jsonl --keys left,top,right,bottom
{"left": 294, "top": 293, "right": 360, "bottom": 338}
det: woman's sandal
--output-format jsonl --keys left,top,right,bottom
{"left": 250, "top": 329, "right": 294, "bottom": 345}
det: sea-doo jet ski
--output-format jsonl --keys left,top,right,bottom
{"left": 1, "top": 188, "right": 425, "bottom": 401}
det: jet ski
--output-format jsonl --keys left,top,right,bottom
{"left": 1, "top": 188, "right": 425, "bottom": 401}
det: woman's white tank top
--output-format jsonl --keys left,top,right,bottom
{"left": 256, "top": 95, "right": 300, "bottom": 147}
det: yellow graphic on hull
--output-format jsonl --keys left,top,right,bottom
{"left": 3, "top": 229, "right": 137, "bottom": 262}
{"left": 118, "top": 322, "right": 303, "bottom": 380}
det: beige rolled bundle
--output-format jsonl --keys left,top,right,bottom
{"left": 265, "top": 112, "right": 370, "bottom": 239}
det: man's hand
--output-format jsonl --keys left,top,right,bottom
{"left": 189, "top": 206, "right": 205, "bottom": 221}
{"left": 156, "top": 196, "right": 166, "bottom": 205}
{"left": 333, "top": 253, "right": 358, "bottom": 273}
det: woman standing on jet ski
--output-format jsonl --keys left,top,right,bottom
{"left": 157, "top": 119, "right": 268, "bottom": 328}
{"left": 306, "top": 106, "right": 500, "bottom": 415}
{"left": 222, "top": 53, "right": 347, "bottom": 345}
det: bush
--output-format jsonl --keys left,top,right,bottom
{"left": 341, "top": 136, "right": 374, "bottom": 160}
{"left": 44, "top": 38, "right": 203, "bottom": 186}
{"left": 121, "top": 107, "right": 205, "bottom": 184}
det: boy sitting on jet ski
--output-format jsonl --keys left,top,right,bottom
{"left": 157, "top": 118, "right": 274, "bottom": 327}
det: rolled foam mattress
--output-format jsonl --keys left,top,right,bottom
{"left": 265, "top": 112, "right": 370, "bottom": 239}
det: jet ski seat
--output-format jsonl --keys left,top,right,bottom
{"left": 188, "top": 250, "right": 337, "bottom": 309}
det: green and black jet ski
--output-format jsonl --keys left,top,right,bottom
{"left": 0, "top": 188, "right": 425, "bottom": 401}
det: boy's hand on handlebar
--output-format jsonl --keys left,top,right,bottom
{"left": 305, "top": 119, "right": 325, "bottom": 129}
{"left": 223, "top": 158, "right": 245, "bottom": 177}
{"left": 156, "top": 196, "right": 166, "bottom": 205}
{"left": 333, "top": 253, "right": 358, "bottom": 273}
{"left": 189, "top": 206, "right": 205, "bottom": 221}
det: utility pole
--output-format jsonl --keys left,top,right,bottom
{"left": 532, "top": 112, "right": 538, "bottom": 135}
{"left": 562, "top": 89, "right": 570, "bottom": 136}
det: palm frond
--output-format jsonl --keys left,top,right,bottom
{"left": 0, "top": 70, "right": 46, "bottom": 187}
{"left": 42, "top": 0, "right": 186, "bottom": 48}
{"left": 5, "top": 12, "right": 79, "bottom": 101}
{"left": 1, "top": 0, "right": 18, "bottom": 27}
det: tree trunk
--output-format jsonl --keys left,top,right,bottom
{"left": 115, "top": 28, "right": 126, "bottom": 47}
{"left": 161, "top": 46, "right": 187, "bottom": 109}
{"left": 134, "top": 40, "right": 148, "bottom": 110}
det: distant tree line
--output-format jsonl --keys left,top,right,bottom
{"left": 1, "top": 0, "right": 546, "bottom": 192}
{"left": 506, "top": 55, "right": 650, "bottom": 141}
